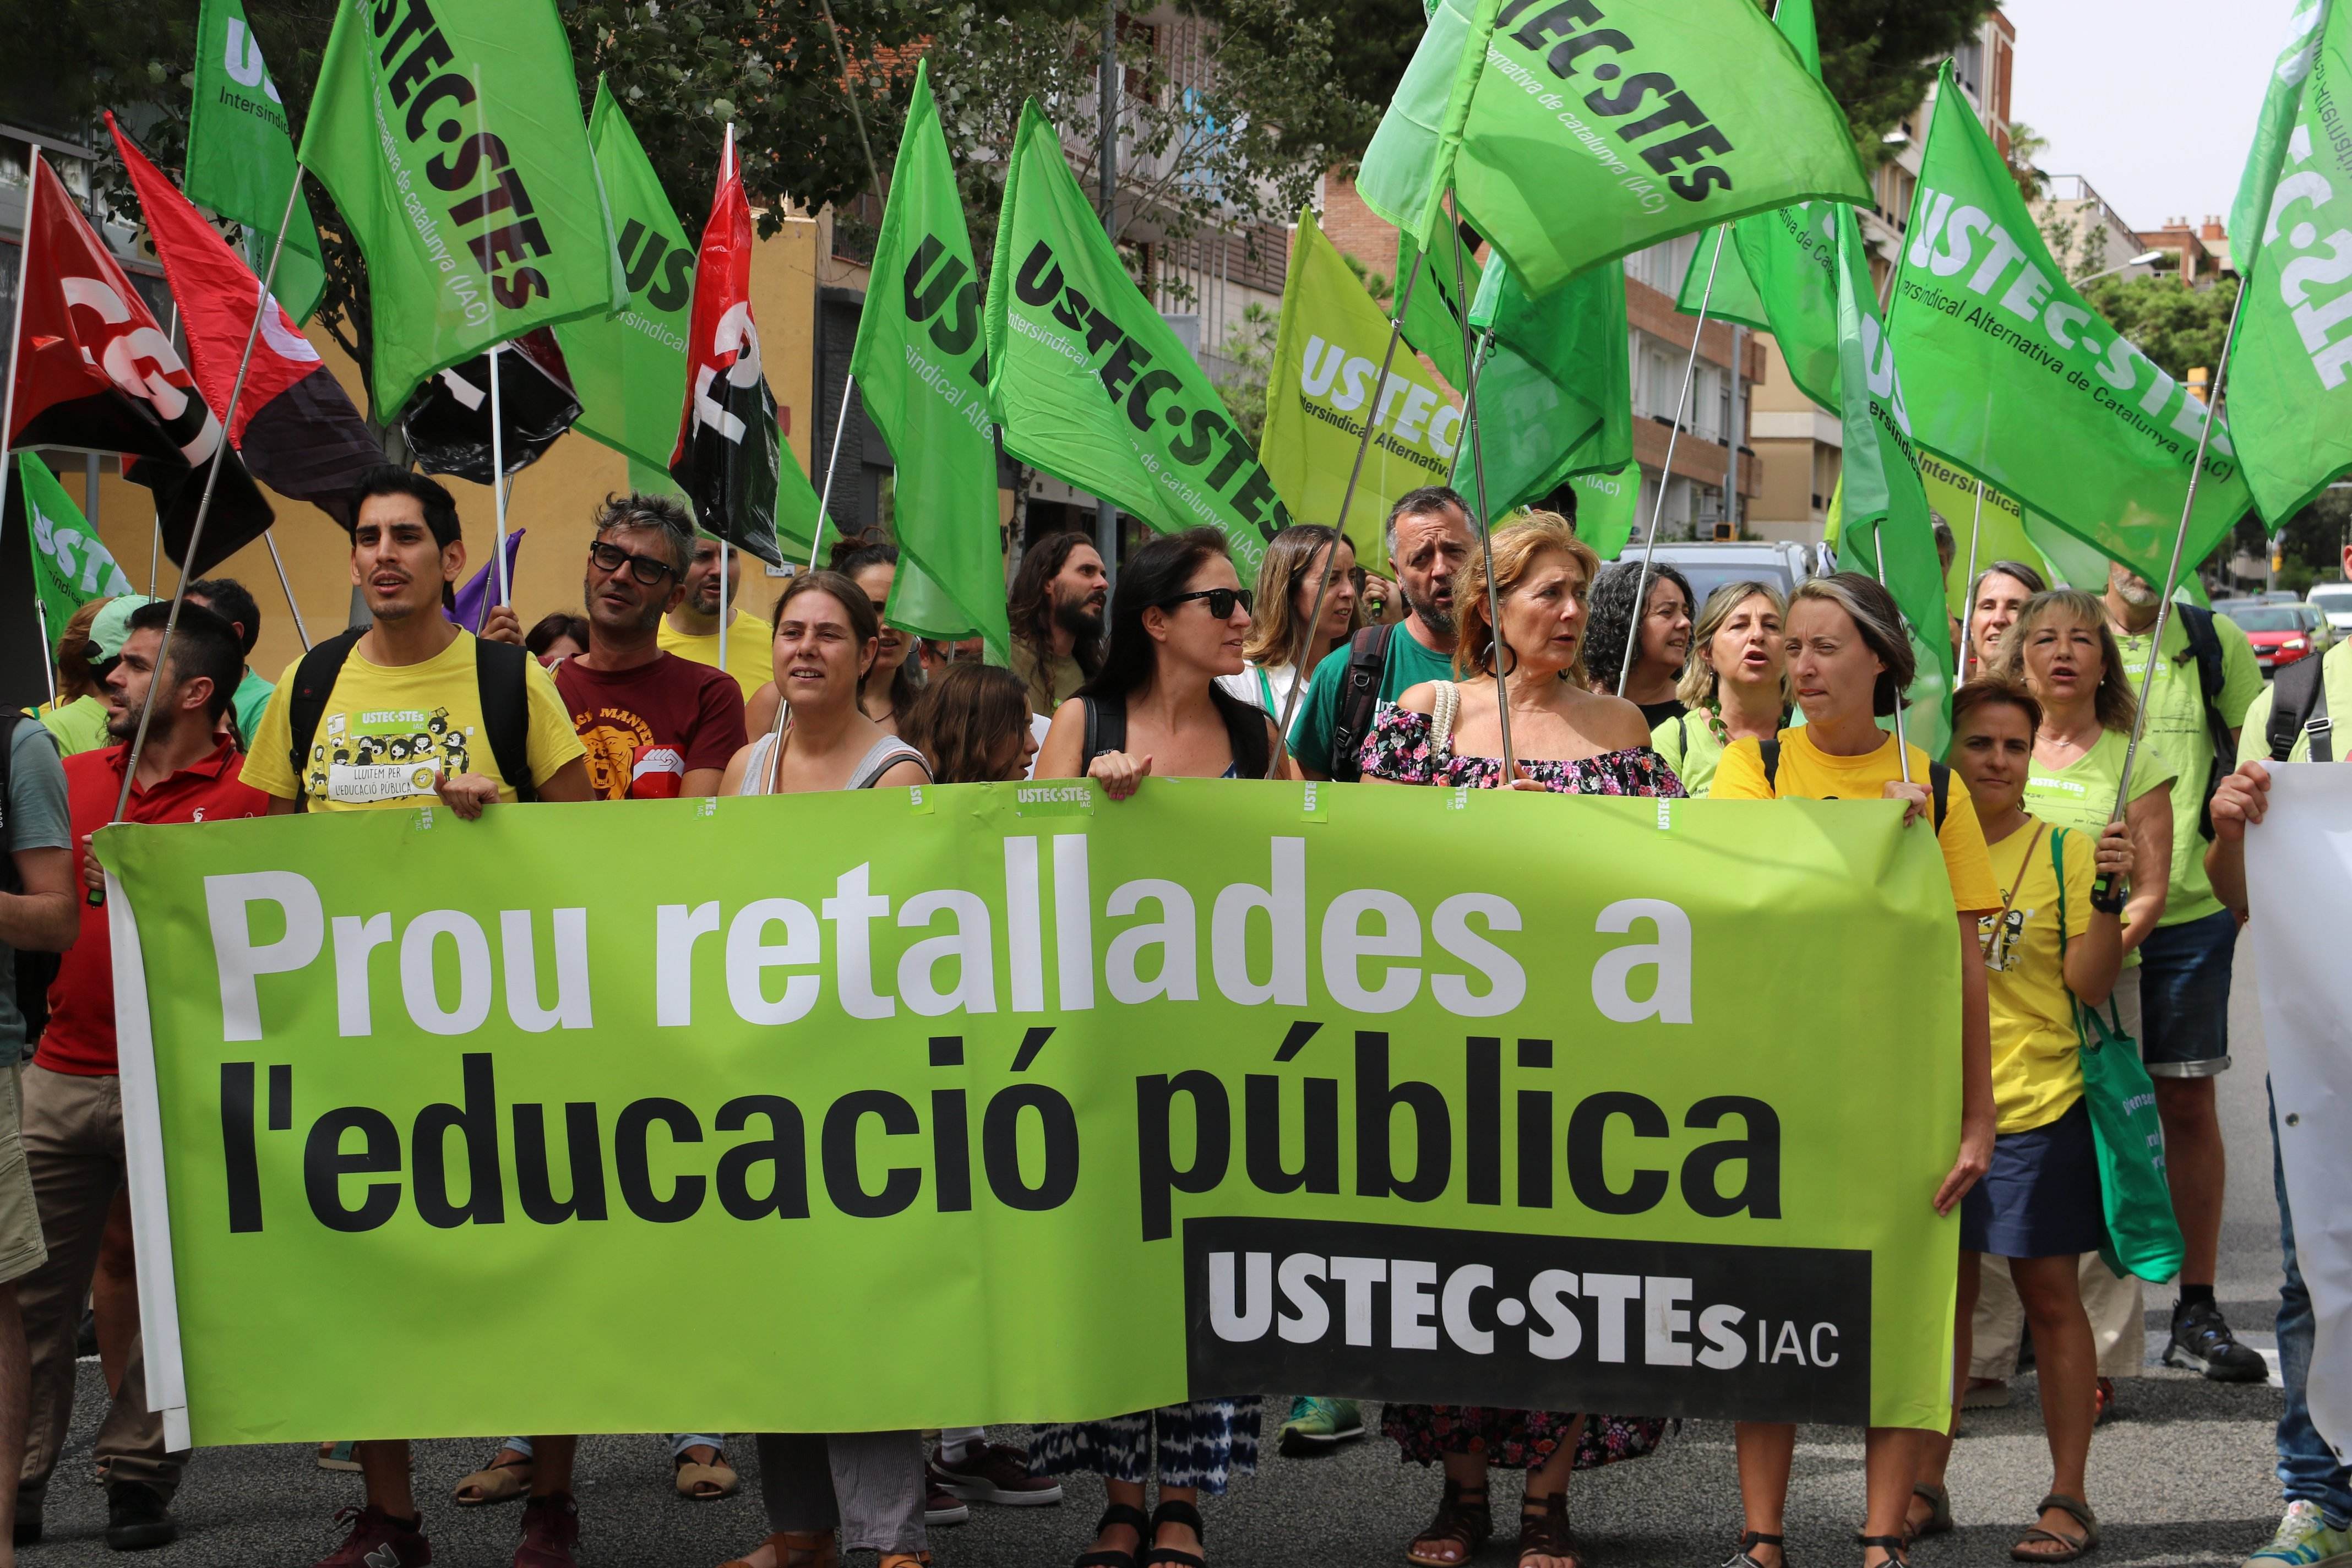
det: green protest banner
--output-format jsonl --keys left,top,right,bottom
{"left": 1357, "top": 0, "right": 1872, "bottom": 300}
{"left": 103, "top": 785, "right": 1960, "bottom": 1446}
{"left": 17, "top": 454, "right": 136, "bottom": 644}
{"left": 2222, "top": 1, "right": 2352, "bottom": 522}
{"left": 186, "top": 0, "right": 326, "bottom": 325}
{"left": 1891, "top": 64, "right": 2250, "bottom": 589}
{"left": 1264, "top": 213, "right": 1465, "bottom": 576}
{"left": 854, "top": 62, "right": 1014, "bottom": 663}
{"left": 557, "top": 79, "right": 693, "bottom": 481}
{"left": 985, "top": 102, "right": 1284, "bottom": 578}
{"left": 298, "top": 0, "right": 625, "bottom": 417}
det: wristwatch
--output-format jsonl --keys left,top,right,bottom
{"left": 2089, "top": 879, "right": 2127, "bottom": 915}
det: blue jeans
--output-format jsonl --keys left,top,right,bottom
{"left": 2272, "top": 1082, "right": 2352, "bottom": 1526}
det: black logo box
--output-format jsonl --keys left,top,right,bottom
{"left": 1183, "top": 1217, "right": 1871, "bottom": 1427}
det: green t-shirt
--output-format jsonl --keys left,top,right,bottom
{"left": 2111, "top": 610, "right": 2263, "bottom": 926}
{"left": 31, "top": 695, "right": 110, "bottom": 758}
{"left": 1292, "top": 624, "right": 1457, "bottom": 776}
{"left": 231, "top": 667, "right": 275, "bottom": 752}
{"left": 2020, "top": 726, "right": 2177, "bottom": 965}
{"left": 1652, "top": 711, "right": 1727, "bottom": 796}
{"left": 2240, "top": 638, "right": 2352, "bottom": 766}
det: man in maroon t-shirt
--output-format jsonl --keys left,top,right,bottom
{"left": 553, "top": 496, "right": 747, "bottom": 800}
{"left": 23, "top": 602, "right": 266, "bottom": 1551}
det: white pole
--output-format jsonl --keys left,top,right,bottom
{"left": 264, "top": 531, "right": 312, "bottom": 650}
{"left": 718, "top": 124, "right": 738, "bottom": 692}
{"left": 1446, "top": 206, "right": 1513, "bottom": 777}
{"left": 1871, "top": 551, "right": 1916, "bottom": 786}
{"left": 810, "top": 375, "right": 856, "bottom": 574}
{"left": 30, "top": 594, "right": 54, "bottom": 708}
{"left": 0, "top": 152, "right": 41, "bottom": 686}
{"left": 148, "top": 305, "right": 179, "bottom": 594}
{"left": 488, "top": 341, "right": 510, "bottom": 606}
{"left": 1960, "top": 480, "right": 1984, "bottom": 678}
{"left": 1619, "top": 227, "right": 1727, "bottom": 698}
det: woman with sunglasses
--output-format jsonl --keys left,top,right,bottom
{"left": 1033, "top": 527, "right": 1297, "bottom": 798}
{"left": 1218, "top": 523, "right": 1360, "bottom": 739}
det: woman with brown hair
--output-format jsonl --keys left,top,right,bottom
{"left": 32, "top": 596, "right": 122, "bottom": 757}
{"left": 902, "top": 663, "right": 1038, "bottom": 783}
{"left": 1649, "top": 580, "right": 1790, "bottom": 797}
{"left": 1217, "top": 522, "right": 1360, "bottom": 741}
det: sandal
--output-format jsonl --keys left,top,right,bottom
{"left": 1858, "top": 1534, "right": 1909, "bottom": 1568}
{"left": 1406, "top": 1480, "right": 1491, "bottom": 1566}
{"left": 1908, "top": 1484, "right": 1954, "bottom": 1542}
{"left": 2011, "top": 1494, "right": 2099, "bottom": 1563}
{"left": 1517, "top": 1493, "right": 1581, "bottom": 1568}
{"left": 317, "top": 1441, "right": 361, "bottom": 1473}
{"left": 1144, "top": 1499, "right": 1207, "bottom": 1568}
{"left": 676, "top": 1447, "right": 740, "bottom": 1501}
{"left": 718, "top": 1532, "right": 838, "bottom": 1568}
{"left": 452, "top": 1448, "right": 534, "bottom": 1506}
{"left": 1722, "top": 1532, "right": 1785, "bottom": 1568}
{"left": 1074, "top": 1502, "right": 1152, "bottom": 1568}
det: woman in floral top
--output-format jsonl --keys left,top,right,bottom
{"left": 1362, "top": 511, "right": 1679, "bottom": 1568}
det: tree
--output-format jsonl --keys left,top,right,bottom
{"left": 2078, "top": 274, "right": 2238, "bottom": 383}
{"left": 1814, "top": 0, "right": 1999, "bottom": 165}
{"left": 1210, "top": 300, "right": 1279, "bottom": 445}
{"left": 2005, "top": 120, "right": 2048, "bottom": 200}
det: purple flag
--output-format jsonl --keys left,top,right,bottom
{"left": 445, "top": 527, "right": 526, "bottom": 633}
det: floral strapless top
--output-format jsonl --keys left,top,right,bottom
{"left": 1359, "top": 703, "right": 1688, "bottom": 797}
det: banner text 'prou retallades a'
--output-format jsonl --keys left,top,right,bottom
{"left": 105, "top": 785, "right": 1959, "bottom": 1443}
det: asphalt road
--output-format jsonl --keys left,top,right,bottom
{"left": 21, "top": 931, "right": 2296, "bottom": 1568}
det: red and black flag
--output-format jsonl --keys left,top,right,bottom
{"left": 399, "top": 329, "right": 581, "bottom": 485}
{"left": 6, "top": 154, "right": 273, "bottom": 574}
{"left": 107, "top": 115, "right": 382, "bottom": 533}
{"left": 668, "top": 133, "right": 783, "bottom": 567}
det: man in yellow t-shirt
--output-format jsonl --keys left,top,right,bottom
{"left": 656, "top": 535, "right": 775, "bottom": 705}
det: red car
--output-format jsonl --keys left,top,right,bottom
{"left": 2214, "top": 601, "right": 2318, "bottom": 674}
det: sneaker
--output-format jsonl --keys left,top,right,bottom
{"left": 924, "top": 1470, "right": 971, "bottom": 1526}
{"left": 1277, "top": 1396, "right": 1366, "bottom": 1455}
{"left": 105, "top": 1480, "right": 177, "bottom": 1552}
{"left": 514, "top": 1493, "right": 579, "bottom": 1568}
{"left": 1960, "top": 1378, "right": 2011, "bottom": 1409}
{"left": 930, "top": 1443, "right": 1060, "bottom": 1507}
{"left": 315, "top": 1504, "right": 432, "bottom": 1568}
{"left": 2164, "top": 1299, "right": 2270, "bottom": 1382}
{"left": 2244, "top": 1501, "right": 2352, "bottom": 1568}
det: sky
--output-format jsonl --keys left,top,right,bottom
{"left": 2006, "top": 0, "right": 2286, "bottom": 236}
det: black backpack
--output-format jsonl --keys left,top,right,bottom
{"left": 1079, "top": 692, "right": 1273, "bottom": 781}
{"left": 2268, "top": 654, "right": 2335, "bottom": 764}
{"left": 2173, "top": 604, "right": 2240, "bottom": 840}
{"left": 285, "top": 629, "right": 537, "bottom": 807}
{"left": 0, "top": 714, "right": 63, "bottom": 1048}
{"left": 1326, "top": 623, "right": 1397, "bottom": 784}
{"left": 1760, "top": 737, "right": 1950, "bottom": 831}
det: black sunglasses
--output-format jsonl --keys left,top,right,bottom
{"left": 1160, "top": 587, "right": 1254, "bottom": 618}
{"left": 587, "top": 540, "right": 679, "bottom": 586}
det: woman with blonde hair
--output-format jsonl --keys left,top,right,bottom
{"left": 1651, "top": 580, "right": 1790, "bottom": 796}
{"left": 1217, "top": 522, "right": 1360, "bottom": 739}
{"left": 1362, "top": 511, "right": 1678, "bottom": 1568}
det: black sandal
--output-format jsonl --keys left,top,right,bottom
{"left": 1518, "top": 1493, "right": 1581, "bottom": 1568}
{"left": 1074, "top": 1502, "right": 1152, "bottom": 1568}
{"left": 1142, "top": 1499, "right": 1207, "bottom": 1568}
{"left": 1859, "top": 1534, "right": 1909, "bottom": 1568}
{"left": 1723, "top": 1532, "right": 1787, "bottom": 1568}
{"left": 1407, "top": 1482, "right": 1492, "bottom": 1566}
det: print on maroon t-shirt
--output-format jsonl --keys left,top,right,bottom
{"left": 554, "top": 652, "right": 748, "bottom": 799}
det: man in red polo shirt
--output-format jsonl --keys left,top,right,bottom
{"left": 17, "top": 602, "right": 265, "bottom": 1552}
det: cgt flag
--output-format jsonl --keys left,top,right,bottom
{"left": 669, "top": 133, "right": 786, "bottom": 568}
{"left": 185, "top": 0, "right": 326, "bottom": 326}
{"left": 4, "top": 156, "right": 273, "bottom": 575}
{"left": 108, "top": 116, "right": 383, "bottom": 534}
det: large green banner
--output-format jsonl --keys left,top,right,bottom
{"left": 102, "top": 786, "right": 1960, "bottom": 1447}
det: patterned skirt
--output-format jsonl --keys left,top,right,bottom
{"left": 1030, "top": 1399, "right": 1261, "bottom": 1494}
{"left": 1381, "top": 1404, "right": 1668, "bottom": 1472}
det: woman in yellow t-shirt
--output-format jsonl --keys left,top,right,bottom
{"left": 1709, "top": 573, "right": 1999, "bottom": 1568}
{"left": 1915, "top": 678, "right": 2128, "bottom": 1561}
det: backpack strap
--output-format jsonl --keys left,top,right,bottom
{"left": 1216, "top": 692, "right": 1273, "bottom": 780}
{"left": 2174, "top": 605, "right": 2237, "bottom": 840}
{"left": 1928, "top": 759, "right": 1951, "bottom": 833}
{"left": 1760, "top": 738, "right": 1781, "bottom": 794}
{"left": 1327, "top": 623, "right": 1396, "bottom": 785}
{"left": 286, "top": 627, "right": 366, "bottom": 808}
{"left": 2269, "top": 655, "right": 2333, "bottom": 764}
{"left": 0, "top": 712, "right": 21, "bottom": 893}
{"left": 471, "top": 635, "right": 537, "bottom": 804}
{"left": 1077, "top": 695, "right": 1126, "bottom": 773}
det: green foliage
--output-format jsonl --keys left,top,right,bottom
{"left": 2005, "top": 120, "right": 2047, "bottom": 199}
{"left": 1341, "top": 251, "right": 1392, "bottom": 311}
{"left": 2079, "top": 274, "right": 2238, "bottom": 383}
{"left": 1211, "top": 300, "right": 1279, "bottom": 447}
{"left": 1814, "top": 0, "right": 1998, "bottom": 166}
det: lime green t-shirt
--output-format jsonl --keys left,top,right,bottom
{"left": 2020, "top": 726, "right": 2176, "bottom": 966}
{"left": 1292, "top": 625, "right": 1457, "bottom": 777}
{"left": 2240, "top": 639, "right": 2352, "bottom": 766}
{"left": 2111, "top": 611, "right": 2263, "bottom": 926}
{"left": 30, "top": 694, "right": 111, "bottom": 758}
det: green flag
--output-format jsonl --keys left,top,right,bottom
{"left": 1569, "top": 458, "right": 1643, "bottom": 562}
{"left": 297, "top": 0, "right": 624, "bottom": 418}
{"left": 2223, "top": 1, "right": 2352, "bottom": 521}
{"left": 984, "top": 101, "right": 1286, "bottom": 577}
{"left": 557, "top": 79, "right": 693, "bottom": 480}
{"left": 850, "top": 62, "right": 1012, "bottom": 665}
{"left": 1395, "top": 228, "right": 1482, "bottom": 392}
{"left": 1828, "top": 209, "right": 1953, "bottom": 757}
{"left": 17, "top": 456, "right": 136, "bottom": 648}
{"left": 1358, "top": 0, "right": 1871, "bottom": 300}
{"left": 1675, "top": 226, "right": 1770, "bottom": 332}
{"left": 186, "top": 0, "right": 326, "bottom": 325}
{"left": 1463, "top": 246, "right": 1632, "bottom": 515}
{"left": 1262, "top": 212, "right": 1464, "bottom": 577}
{"left": 1892, "top": 63, "right": 2250, "bottom": 591}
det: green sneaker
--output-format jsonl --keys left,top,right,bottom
{"left": 1277, "top": 1396, "right": 1365, "bottom": 1455}
{"left": 2246, "top": 1501, "right": 2352, "bottom": 1568}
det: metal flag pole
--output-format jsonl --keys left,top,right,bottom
{"left": 264, "top": 532, "right": 312, "bottom": 650}
{"left": 1618, "top": 226, "right": 1728, "bottom": 698}
{"left": 111, "top": 164, "right": 306, "bottom": 827}
{"left": 1960, "top": 479, "right": 1984, "bottom": 677}
{"left": 148, "top": 305, "right": 181, "bottom": 594}
{"left": 1445, "top": 198, "right": 1513, "bottom": 777}
{"left": 0, "top": 152, "right": 42, "bottom": 646}
{"left": 30, "top": 597, "right": 55, "bottom": 707}
{"left": 1870, "top": 551, "right": 1916, "bottom": 786}
{"left": 488, "top": 342, "right": 510, "bottom": 605}
{"left": 809, "top": 374, "right": 856, "bottom": 572}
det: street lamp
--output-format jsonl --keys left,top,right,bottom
{"left": 2077, "top": 249, "right": 2167, "bottom": 286}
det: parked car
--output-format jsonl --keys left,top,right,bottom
{"left": 1619, "top": 540, "right": 1825, "bottom": 608}
{"left": 2258, "top": 589, "right": 2304, "bottom": 603}
{"left": 2292, "top": 602, "right": 2335, "bottom": 652}
{"left": 2308, "top": 581, "right": 2352, "bottom": 635}
{"left": 2213, "top": 600, "right": 2321, "bottom": 674}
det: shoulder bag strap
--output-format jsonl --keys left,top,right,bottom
{"left": 1430, "top": 680, "right": 1461, "bottom": 760}
{"left": 2269, "top": 655, "right": 2330, "bottom": 763}
{"left": 1981, "top": 821, "right": 2046, "bottom": 962}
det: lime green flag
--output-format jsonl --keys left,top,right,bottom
{"left": 1569, "top": 459, "right": 1643, "bottom": 562}
{"left": 851, "top": 62, "right": 1012, "bottom": 664}
{"left": 2223, "top": 1, "right": 2352, "bottom": 522}
{"left": 17, "top": 456, "right": 136, "bottom": 647}
{"left": 1463, "top": 247, "right": 1632, "bottom": 516}
{"left": 1892, "top": 64, "right": 2250, "bottom": 592}
{"left": 1262, "top": 212, "right": 1464, "bottom": 576}
{"left": 298, "top": 0, "right": 625, "bottom": 417}
{"left": 1395, "top": 228, "right": 1481, "bottom": 393}
{"left": 1828, "top": 209, "right": 1952, "bottom": 756}
{"left": 186, "top": 0, "right": 326, "bottom": 325}
{"left": 1358, "top": 0, "right": 1871, "bottom": 300}
{"left": 984, "top": 101, "right": 1285, "bottom": 577}
{"left": 558, "top": 80, "right": 693, "bottom": 480}
{"left": 1675, "top": 227, "right": 1770, "bottom": 332}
